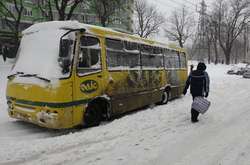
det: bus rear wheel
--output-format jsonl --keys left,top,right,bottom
{"left": 84, "top": 104, "right": 102, "bottom": 127}
{"left": 160, "top": 90, "right": 169, "bottom": 104}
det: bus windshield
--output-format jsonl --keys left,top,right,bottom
{"left": 11, "top": 29, "right": 74, "bottom": 80}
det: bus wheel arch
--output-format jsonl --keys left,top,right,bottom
{"left": 83, "top": 97, "right": 111, "bottom": 127}
{"left": 160, "top": 86, "right": 171, "bottom": 105}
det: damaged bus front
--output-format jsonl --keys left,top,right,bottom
{"left": 6, "top": 22, "right": 86, "bottom": 129}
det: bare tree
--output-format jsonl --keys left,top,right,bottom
{"left": 37, "top": 0, "right": 54, "bottom": 21}
{"left": 0, "top": 0, "right": 24, "bottom": 52}
{"left": 36, "top": 0, "right": 85, "bottom": 21}
{"left": 212, "top": 0, "right": 250, "bottom": 64}
{"left": 134, "top": 0, "right": 165, "bottom": 38}
{"left": 87, "top": 0, "right": 123, "bottom": 27}
{"left": 165, "top": 6, "right": 195, "bottom": 48}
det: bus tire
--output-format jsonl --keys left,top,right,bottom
{"left": 105, "top": 103, "right": 112, "bottom": 121}
{"left": 84, "top": 104, "right": 102, "bottom": 127}
{"left": 160, "top": 90, "right": 169, "bottom": 104}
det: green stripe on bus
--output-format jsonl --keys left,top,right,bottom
{"left": 6, "top": 96, "right": 90, "bottom": 108}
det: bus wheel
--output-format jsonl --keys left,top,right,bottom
{"left": 84, "top": 104, "right": 102, "bottom": 127}
{"left": 160, "top": 90, "right": 169, "bottom": 104}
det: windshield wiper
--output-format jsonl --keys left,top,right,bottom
{"left": 20, "top": 74, "right": 51, "bottom": 82}
{"left": 7, "top": 72, "right": 24, "bottom": 80}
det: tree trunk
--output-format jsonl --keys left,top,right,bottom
{"left": 178, "top": 39, "right": 183, "bottom": 48}
{"left": 213, "top": 41, "right": 219, "bottom": 64}
{"left": 207, "top": 43, "right": 211, "bottom": 64}
{"left": 100, "top": 16, "right": 106, "bottom": 27}
{"left": 224, "top": 50, "right": 231, "bottom": 65}
{"left": 59, "top": 14, "right": 65, "bottom": 21}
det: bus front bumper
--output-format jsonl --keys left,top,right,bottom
{"left": 7, "top": 99, "right": 65, "bottom": 129}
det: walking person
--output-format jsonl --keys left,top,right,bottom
{"left": 183, "top": 62, "right": 210, "bottom": 123}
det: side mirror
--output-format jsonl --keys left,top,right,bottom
{"left": 58, "top": 58, "right": 71, "bottom": 74}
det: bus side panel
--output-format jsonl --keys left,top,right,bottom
{"left": 106, "top": 70, "right": 154, "bottom": 114}
{"left": 106, "top": 71, "right": 130, "bottom": 114}
{"left": 144, "top": 69, "right": 166, "bottom": 104}
{"left": 107, "top": 69, "right": 166, "bottom": 115}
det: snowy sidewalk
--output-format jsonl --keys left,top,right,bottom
{"left": 1, "top": 64, "right": 250, "bottom": 165}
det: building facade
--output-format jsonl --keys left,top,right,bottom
{"left": 0, "top": 0, "right": 134, "bottom": 57}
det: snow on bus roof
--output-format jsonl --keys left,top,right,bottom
{"left": 22, "top": 20, "right": 118, "bottom": 35}
{"left": 23, "top": 21, "right": 182, "bottom": 51}
{"left": 23, "top": 21, "right": 83, "bottom": 34}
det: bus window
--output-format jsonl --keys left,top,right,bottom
{"left": 141, "top": 46, "right": 163, "bottom": 68}
{"left": 176, "top": 52, "right": 181, "bottom": 68}
{"left": 106, "top": 38, "right": 123, "bottom": 50}
{"left": 164, "top": 50, "right": 180, "bottom": 69}
{"left": 164, "top": 49, "right": 171, "bottom": 69}
{"left": 77, "top": 36, "right": 101, "bottom": 75}
{"left": 124, "top": 41, "right": 138, "bottom": 51}
{"left": 153, "top": 47, "right": 162, "bottom": 54}
{"left": 142, "top": 54, "right": 163, "bottom": 68}
{"left": 105, "top": 38, "right": 142, "bottom": 69}
{"left": 106, "top": 38, "right": 124, "bottom": 69}
{"left": 153, "top": 47, "right": 164, "bottom": 68}
{"left": 141, "top": 44, "right": 152, "bottom": 54}
{"left": 124, "top": 41, "right": 140, "bottom": 68}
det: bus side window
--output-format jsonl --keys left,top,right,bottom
{"left": 77, "top": 36, "right": 101, "bottom": 74}
{"left": 164, "top": 49, "right": 171, "bottom": 69}
{"left": 106, "top": 38, "right": 125, "bottom": 69}
{"left": 141, "top": 44, "right": 155, "bottom": 68}
{"left": 153, "top": 47, "right": 163, "bottom": 68}
{"left": 124, "top": 41, "right": 140, "bottom": 68}
{"left": 176, "top": 52, "right": 181, "bottom": 69}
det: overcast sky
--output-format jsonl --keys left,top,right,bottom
{"left": 146, "top": 0, "right": 215, "bottom": 43}
{"left": 147, "top": 0, "right": 215, "bottom": 15}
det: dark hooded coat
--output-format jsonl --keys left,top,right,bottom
{"left": 183, "top": 63, "right": 210, "bottom": 97}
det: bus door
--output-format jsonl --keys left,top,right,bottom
{"left": 74, "top": 35, "right": 104, "bottom": 114}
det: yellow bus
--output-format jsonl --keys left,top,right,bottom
{"left": 6, "top": 21, "right": 187, "bottom": 129}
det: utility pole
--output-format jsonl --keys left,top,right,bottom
{"left": 196, "top": 0, "right": 208, "bottom": 62}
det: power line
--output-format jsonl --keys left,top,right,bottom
{"left": 149, "top": 0, "right": 213, "bottom": 21}
{"left": 153, "top": 0, "right": 198, "bottom": 14}
{"left": 167, "top": 0, "right": 213, "bottom": 14}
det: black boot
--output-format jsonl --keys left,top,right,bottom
{"left": 191, "top": 108, "right": 199, "bottom": 123}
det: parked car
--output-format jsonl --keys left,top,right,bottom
{"left": 243, "top": 69, "right": 250, "bottom": 78}
{"left": 236, "top": 67, "right": 246, "bottom": 75}
{"left": 227, "top": 63, "right": 250, "bottom": 75}
{"left": 227, "top": 66, "right": 241, "bottom": 75}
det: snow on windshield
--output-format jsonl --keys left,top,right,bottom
{"left": 11, "top": 29, "right": 70, "bottom": 80}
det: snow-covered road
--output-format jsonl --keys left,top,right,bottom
{"left": 1, "top": 61, "right": 250, "bottom": 165}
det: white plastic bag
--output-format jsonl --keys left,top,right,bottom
{"left": 192, "top": 96, "right": 211, "bottom": 114}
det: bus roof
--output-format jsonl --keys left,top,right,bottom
{"left": 23, "top": 21, "right": 185, "bottom": 52}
